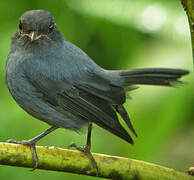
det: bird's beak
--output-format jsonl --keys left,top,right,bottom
{"left": 24, "top": 31, "right": 44, "bottom": 42}
{"left": 30, "top": 31, "right": 37, "bottom": 41}
{"left": 29, "top": 31, "right": 42, "bottom": 42}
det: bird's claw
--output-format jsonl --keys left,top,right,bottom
{"left": 68, "top": 142, "right": 99, "bottom": 176}
{"left": 68, "top": 143, "right": 86, "bottom": 152}
{"left": 6, "top": 139, "right": 19, "bottom": 144}
{"left": 6, "top": 139, "right": 38, "bottom": 170}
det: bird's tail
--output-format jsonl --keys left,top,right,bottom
{"left": 118, "top": 68, "right": 189, "bottom": 87}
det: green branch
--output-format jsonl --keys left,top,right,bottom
{"left": 0, "top": 142, "right": 193, "bottom": 180}
{"left": 181, "top": 0, "right": 194, "bottom": 61}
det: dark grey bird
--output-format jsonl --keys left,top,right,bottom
{"left": 5, "top": 9, "right": 188, "bottom": 174}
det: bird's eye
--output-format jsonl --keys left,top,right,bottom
{"left": 48, "top": 24, "right": 55, "bottom": 32}
{"left": 19, "top": 21, "right": 22, "bottom": 30}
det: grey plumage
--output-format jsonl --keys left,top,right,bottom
{"left": 5, "top": 10, "right": 189, "bottom": 146}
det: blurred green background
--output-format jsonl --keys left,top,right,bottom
{"left": 0, "top": 0, "right": 193, "bottom": 179}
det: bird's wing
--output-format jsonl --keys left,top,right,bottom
{"left": 75, "top": 72, "right": 127, "bottom": 104}
{"left": 59, "top": 40, "right": 127, "bottom": 105}
{"left": 30, "top": 77, "right": 134, "bottom": 144}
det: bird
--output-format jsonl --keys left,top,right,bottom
{"left": 5, "top": 9, "right": 189, "bottom": 174}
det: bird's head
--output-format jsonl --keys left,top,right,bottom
{"left": 17, "top": 10, "right": 57, "bottom": 42}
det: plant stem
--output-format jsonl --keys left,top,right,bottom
{"left": 0, "top": 142, "right": 193, "bottom": 180}
{"left": 181, "top": 0, "right": 194, "bottom": 61}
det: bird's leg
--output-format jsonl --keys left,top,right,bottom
{"left": 6, "top": 126, "right": 58, "bottom": 170}
{"left": 68, "top": 123, "right": 99, "bottom": 175}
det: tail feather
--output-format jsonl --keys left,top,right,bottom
{"left": 119, "top": 68, "right": 189, "bottom": 86}
{"left": 115, "top": 105, "right": 137, "bottom": 137}
{"left": 95, "top": 119, "right": 134, "bottom": 144}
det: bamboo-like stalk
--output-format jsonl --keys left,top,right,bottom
{"left": 181, "top": 0, "right": 194, "bottom": 61}
{"left": 0, "top": 142, "right": 193, "bottom": 180}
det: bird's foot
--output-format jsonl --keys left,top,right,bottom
{"left": 6, "top": 139, "right": 38, "bottom": 170}
{"left": 68, "top": 142, "right": 99, "bottom": 175}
